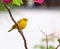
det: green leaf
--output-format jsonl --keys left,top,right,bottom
{"left": 0, "top": 2, "right": 6, "bottom": 11}
{"left": 12, "top": 0, "right": 23, "bottom": 6}
{"left": 49, "top": 38, "right": 55, "bottom": 42}
{"left": 57, "top": 39, "right": 60, "bottom": 43}
{"left": 34, "top": 45, "right": 45, "bottom": 49}
{"left": 41, "top": 38, "right": 55, "bottom": 42}
{"left": 41, "top": 38, "right": 46, "bottom": 42}
{"left": 39, "top": 45, "right": 45, "bottom": 49}
{"left": 34, "top": 45, "right": 40, "bottom": 48}
{"left": 48, "top": 45, "right": 55, "bottom": 49}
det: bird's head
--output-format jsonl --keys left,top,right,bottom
{"left": 22, "top": 18, "right": 28, "bottom": 21}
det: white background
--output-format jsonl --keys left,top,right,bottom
{"left": 0, "top": 9, "right": 60, "bottom": 49}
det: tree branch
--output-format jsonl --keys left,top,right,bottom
{"left": 46, "top": 36, "right": 48, "bottom": 49}
{"left": 55, "top": 43, "right": 60, "bottom": 49}
{"left": 4, "top": 4, "right": 28, "bottom": 49}
{"left": 39, "top": 29, "right": 48, "bottom": 49}
{"left": 39, "top": 29, "right": 47, "bottom": 36}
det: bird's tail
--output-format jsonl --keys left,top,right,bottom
{"left": 8, "top": 28, "right": 13, "bottom": 32}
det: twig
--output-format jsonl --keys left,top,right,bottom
{"left": 40, "top": 29, "right": 47, "bottom": 36}
{"left": 39, "top": 29, "right": 48, "bottom": 49}
{"left": 46, "top": 36, "right": 48, "bottom": 49}
{"left": 55, "top": 43, "right": 60, "bottom": 49}
{"left": 4, "top": 4, "right": 28, "bottom": 49}
{"left": 58, "top": 32, "right": 59, "bottom": 39}
{"left": 47, "top": 33, "right": 54, "bottom": 36}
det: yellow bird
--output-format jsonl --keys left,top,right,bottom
{"left": 8, "top": 18, "right": 28, "bottom": 32}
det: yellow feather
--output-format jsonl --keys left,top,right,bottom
{"left": 8, "top": 18, "right": 28, "bottom": 32}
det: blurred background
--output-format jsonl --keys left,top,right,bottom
{"left": 0, "top": 0, "right": 60, "bottom": 49}
{"left": 1, "top": 0, "right": 60, "bottom": 10}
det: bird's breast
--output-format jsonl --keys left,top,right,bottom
{"left": 19, "top": 21, "right": 27, "bottom": 30}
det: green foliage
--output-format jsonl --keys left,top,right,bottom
{"left": 41, "top": 38, "right": 46, "bottom": 42}
{"left": 34, "top": 38, "right": 55, "bottom": 49}
{"left": 34, "top": 45, "right": 40, "bottom": 48}
{"left": 0, "top": 0, "right": 23, "bottom": 11}
{"left": 39, "top": 45, "right": 45, "bottom": 49}
{"left": 34, "top": 45, "right": 55, "bottom": 49}
{"left": 49, "top": 38, "right": 55, "bottom": 42}
{"left": 41, "top": 38, "right": 55, "bottom": 42}
{"left": 12, "top": 0, "right": 23, "bottom": 6}
{"left": 34, "top": 45, "right": 45, "bottom": 49}
{"left": 0, "top": 2, "right": 18, "bottom": 11}
{"left": 48, "top": 45, "right": 55, "bottom": 49}
{"left": 57, "top": 39, "right": 60, "bottom": 43}
{"left": 0, "top": 2, "right": 5, "bottom": 11}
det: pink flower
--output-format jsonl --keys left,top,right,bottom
{"left": 34, "top": 0, "right": 44, "bottom": 4}
{"left": 2, "top": 0, "right": 12, "bottom": 4}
